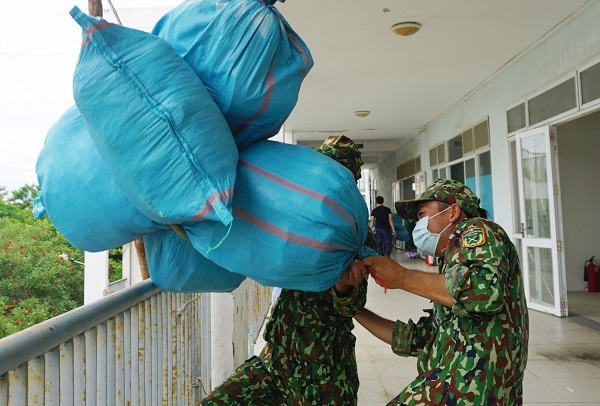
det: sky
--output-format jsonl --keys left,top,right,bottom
{"left": 0, "top": 1, "right": 178, "bottom": 193}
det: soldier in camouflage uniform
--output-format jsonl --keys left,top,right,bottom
{"left": 199, "top": 135, "right": 376, "bottom": 406}
{"left": 358, "top": 179, "right": 529, "bottom": 405}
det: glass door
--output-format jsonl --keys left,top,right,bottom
{"left": 514, "top": 126, "right": 567, "bottom": 316}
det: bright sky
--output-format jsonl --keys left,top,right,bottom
{"left": 0, "top": 1, "right": 178, "bottom": 193}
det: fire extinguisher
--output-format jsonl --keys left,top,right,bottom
{"left": 585, "top": 256, "right": 599, "bottom": 292}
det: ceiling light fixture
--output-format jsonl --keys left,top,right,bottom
{"left": 354, "top": 110, "right": 370, "bottom": 118}
{"left": 391, "top": 22, "right": 421, "bottom": 36}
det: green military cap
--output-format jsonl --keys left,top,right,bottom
{"left": 316, "top": 135, "right": 364, "bottom": 180}
{"left": 395, "top": 178, "right": 481, "bottom": 221}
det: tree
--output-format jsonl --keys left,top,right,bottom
{"left": 0, "top": 186, "right": 7, "bottom": 200}
{"left": 8, "top": 183, "right": 40, "bottom": 210}
{"left": 0, "top": 196, "right": 84, "bottom": 339}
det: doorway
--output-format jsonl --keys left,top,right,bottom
{"left": 556, "top": 110, "right": 600, "bottom": 321}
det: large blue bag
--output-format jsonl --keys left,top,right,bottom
{"left": 184, "top": 141, "right": 369, "bottom": 291}
{"left": 70, "top": 7, "right": 238, "bottom": 226}
{"left": 153, "top": 0, "right": 313, "bottom": 150}
{"left": 144, "top": 228, "right": 245, "bottom": 293}
{"left": 392, "top": 213, "right": 410, "bottom": 241}
{"left": 34, "top": 106, "right": 167, "bottom": 252}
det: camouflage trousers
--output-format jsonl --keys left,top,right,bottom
{"left": 198, "top": 355, "right": 358, "bottom": 405}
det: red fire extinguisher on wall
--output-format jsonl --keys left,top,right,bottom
{"left": 585, "top": 256, "right": 599, "bottom": 292}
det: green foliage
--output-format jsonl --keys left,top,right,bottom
{"left": 0, "top": 197, "right": 84, "bottom": 339}
{"left": 7, "top": 183, "right": 40, "bottom": 210}
{"left": 108, "top": 247, "right": 123, "bottom": 283}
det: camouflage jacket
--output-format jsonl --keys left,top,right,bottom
{"left": 261, "top": 279, "right": 367, "bottom": 381}
{"left": 261, "top": 230, "right": 376, "bottom": 382}
{"left": 391, "top": 217, "right": 529, "bottom": 405}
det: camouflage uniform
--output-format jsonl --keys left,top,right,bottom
{"left": 200, "top": 230, "right": 376, "bottom": 406}
{"left": 315, "top": 135, "right": 364, "bottom": 181}
{"left": 199, "top": 285, "right": 365, "bottom": 405}
{"left": 199, "top": 136, "right": 374, "bottom": 405}
{"left": 390, "top": 179, "right": 529, "bottom": 405}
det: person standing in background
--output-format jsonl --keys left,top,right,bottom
{"left": 370, "top": 196, "right": 395, "bottom": 257}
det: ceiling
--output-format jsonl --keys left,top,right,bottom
{"left": 106, "top": 0, "right": 592, "bottom": 168}
{"left": 274, "top": 0, "right": 591, "bottom": 167}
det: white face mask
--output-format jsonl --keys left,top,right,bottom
{"left": 412, "top": 206, "right": 452, "bottom": 257}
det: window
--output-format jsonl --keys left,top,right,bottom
{"left": 402, "top": 176, "right": 415, "bottom": 200}
{"left": 429, "top": 147, "right": 437, "bottom": 166}
{"left": 397, "top": 156, "right": 421, "bottom": 180}
{"left": 507, "top": 102, "right": 526, "bottom": 134}
{"left": 580, "top": 61, "right": 600, "bottom": 105}
{"left": 479, "top": 151, "right": 494, "bottom": 220}
{"left": 450, "top": 162, "right": 465, "bottom": 184}
{"left": 528, "top": 77, "right": 577, "bottom": 125}
{"left": 473, "top": 120, "right": 490, "bottom": 150}
{"left": 436, "top": 144, "right": 446, "bottom": 164}
{"left": 462, "top": 128, "right": 474, "bottom": 155}
{"left": 465, "top": 158, "right": 476, "bottom": 195}
{"left": 435, "top": 119, "right": 492, "bottom": 221}
{"left": 447, "top": 134, "right": 463, "bottom": 162}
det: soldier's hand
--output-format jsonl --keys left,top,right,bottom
{"left": 334, "top": 259, "right": 367, "bottom": 297}
{"left": 362, "top": 256, "right": 407, "bottom": 289}
{"left": 338, "top": 259, "right": 368, "bottom": 286}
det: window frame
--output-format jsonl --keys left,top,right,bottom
{"left": 578, "top": 55, "right": 600, "bottom": 111}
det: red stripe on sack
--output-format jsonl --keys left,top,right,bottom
{"left": 81, "top": 20, "right": 113, "bottom": 49}
{"left": 285, "top": 30, "right": 312, "bottom": 79}
{"left": 233, "top": 60, "right": 275, "bottom": 136}
{"left": 191, "top": 187, "right": 234, "bottom": 221}
{"left": 234, "top": 207, "right": 353, "bottom": 251}
{"left": 240, "top": 161, "right": 357, "bottom": 231}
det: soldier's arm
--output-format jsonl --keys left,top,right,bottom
{"left": 332, "top": 278, "right": 367, "bottom": 317}
{"left": 445, "top": 223, "right": 507, "bottom": 315}
{"left": 354, "top": 308, "right": 394, "bottom": 344}
{"left": 330, "top": 259, "right": 368, "bottom": 316}
{"left": 363, "top": 256, "right": 453, "bottom": 307}
{"left": 355, "top": 309, "right": 433, "bottom": 356}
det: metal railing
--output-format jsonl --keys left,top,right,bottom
{"left": 0, "top": 279, "right": 211, "bottom": 405}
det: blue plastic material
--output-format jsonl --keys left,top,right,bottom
{"left": 34, "top": 106, "right": 166, "bottom": 252}
{"left": 184, "top": 141, "right": 369, "bottom": 292}
{"left": 144, "top": 228, "right": 245, "bottom": 293}
{"left": 70, "top": 6, "right": 238, "bottom": 226}
{"left": 392, "top": 213, "right": 410, "bottom": 241}
{"left": 153, "top": 0, "right": 313, "bottom": 150}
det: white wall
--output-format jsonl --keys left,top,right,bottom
{"left": 372, "top": 1, "right": 600, "bottom": 235}
{"left": 370, "top": 136, "right": 424, "bottom": 209}
{"left": 556, "top": 112, "right": 600, "bottom": 291}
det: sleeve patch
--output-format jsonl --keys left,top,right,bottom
{"left": 461, "top": 227, "right": 486, "bottom": 248}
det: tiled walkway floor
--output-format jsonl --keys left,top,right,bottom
{"left": 355, "top": 252, "right": 600, "bottom": 405}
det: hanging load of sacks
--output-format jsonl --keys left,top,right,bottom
{"left": 69, "top": 6, "right": 238, "bottom": 226}
{"left": 152, "top": 0, "right": 313, "bottom": 150}
{"left": 144, "top": 228, "right": 246, "bottom": 293}
{"left": 34, "top": 107, "right": 168, "bottom": 252}
{"left": 184, "top": 141, "right": 368, "bottom": 292}
{"left": 34, "top": 1, "right": 370, "bottom": 293}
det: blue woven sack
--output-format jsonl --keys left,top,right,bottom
{"left": 152, "top": 0, "right": 313, "bottom": 150}
{"left": 70, "top": 6, "right": 237, "bottom": 226}
{"left": 144, "top": 228, "right": 245, "bottom": 293}
{"left": 392, "top": 213, "right": 410, "bottom": 241}
{"left": 183, "top": 141, "right": 368, "bottom": 291}
{"left": 34, "top": 106, "right": 166, "bottom": 252}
